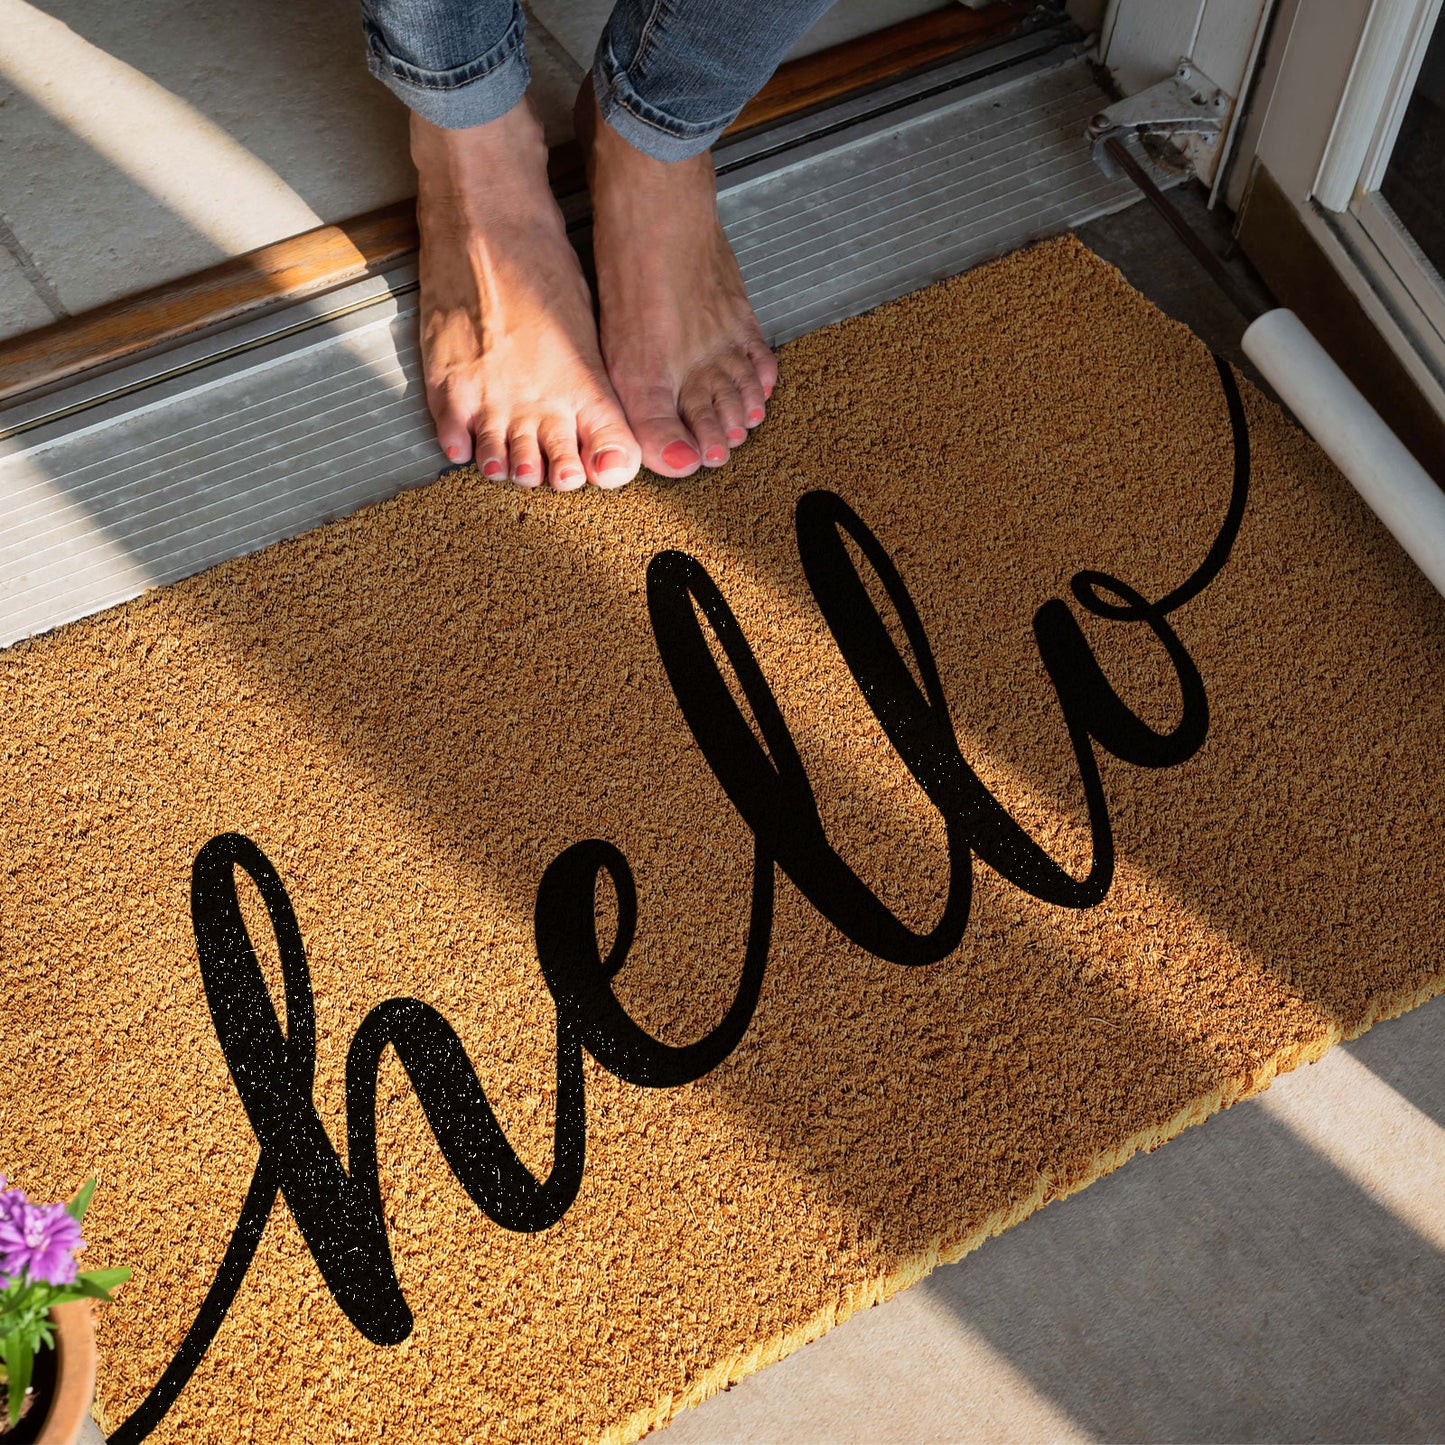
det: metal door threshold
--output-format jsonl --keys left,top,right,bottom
{"left": 0, "top": 28, "right": 1139, "bottom": 649}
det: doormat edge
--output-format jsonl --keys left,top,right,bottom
{"left": 613, "top": 971, "right": 1445, "bottom": 1443}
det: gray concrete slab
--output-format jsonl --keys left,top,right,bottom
{"left": 0, "top": 241, "right": 59, "bottom": 341}
{"left": 0, "top": 0, "right": 584, "bottom": 317}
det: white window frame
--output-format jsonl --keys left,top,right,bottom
{"left": 1242, "top": 0, "right": 1445, "bottom": 418}
{"left": 1331, "top": 0, "right": 1445, "bottom": 358}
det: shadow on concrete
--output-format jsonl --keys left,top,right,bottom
{"left": 927, "top": 1027, "right": 1445, "bottom": 1442}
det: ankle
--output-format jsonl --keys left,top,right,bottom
{"left": 411, "top": 99, "right": 548, "bottom": 198}
{"left": 578, "top": 79, "right": 690, "bottom": 182}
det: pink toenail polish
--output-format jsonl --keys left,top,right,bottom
{"left": 445, "top": 446, "right": 466, "bottom": 462}
{"left": 705, "top": 446, "right": 727, "bottom": 463}
{"left": 482, "top": 459, "right": 505, "bottom": 478}
{"left": 593, "top": 448, "right": 628, "bottom": 474}
{"left": 747, "top": 407, "right": 765, "bottom": 424}
{"left": 763, "top": 383, "right": 774, "bottom": 398}
{"left": 516, "top": 463, "right": 535, "bottom": 476}
{"left": 662, "top": 441, "right": 700, "bottom": 469}
{"left": 727, "top": 428, "right": 746, "bottom": 444}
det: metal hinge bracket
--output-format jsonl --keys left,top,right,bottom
{"left": 1085, "top": 62, "right": 1230, "bottom": 178}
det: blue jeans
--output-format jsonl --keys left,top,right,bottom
{"left": 360, "top": 0, "right": 838, "bottom": 160}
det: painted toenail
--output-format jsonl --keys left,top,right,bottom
{"left": 705, "top": 446, "right": 727, "bottom": 463}
{"left": 662, "top": 441, "right": 700, "bottom": 469}
{"left": 763, "top": 383, "right": 773, "bottom": 398}
{"left": 482, "top": 460, "right": 505, "bottom": 478}
{"left": 727, "top": 428, "right": 746, "bottom": 444}
{"left": 559, "top": 468, "right": 583, "bottom": 482}
{"left": 747, "top": 408, "right": 765, "bottom": 424}
{"left": 593, "top": 448, "right": 628, "bottom": 475}
{"left": 446, "top": 446, "right": 466, "bottom": 461}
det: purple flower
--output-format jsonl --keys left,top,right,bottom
{"left": 0, "top": 1177, "right": 25, "bottom": 1227}
{"left": 0, "top": 1200, "right": 82, "bottom": 1286}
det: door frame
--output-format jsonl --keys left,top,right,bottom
{"left": 1240, "top": 0, "right": 1445, "bottom": 424}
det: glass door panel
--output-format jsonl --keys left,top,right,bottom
{"left": 1379, "top": 13, "right": 1445, "bottom": 277}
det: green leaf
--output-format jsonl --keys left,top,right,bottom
{"left": 66, "top": 1178, "right": 96, "bottom": 1224}
{"left": 0, "top": 1286, "right": 51, "bottom": 1349}
{"left": 4, "top": 1331, "right": 31, "bottom": 1431}
{"left": 73, "top": 1267, "right": 131, "bottom": 1301}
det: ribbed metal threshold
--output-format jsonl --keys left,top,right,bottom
{"left": 0, "top": 27, "right": 1137, "bottom": 648}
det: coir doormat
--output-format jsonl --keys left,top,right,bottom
{"left": 4, "top": 236, "right": 1444, "bottom": 1443}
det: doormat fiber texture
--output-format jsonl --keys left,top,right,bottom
{"left": 4, "top": 237, "right": 1444, "bottom": 1444}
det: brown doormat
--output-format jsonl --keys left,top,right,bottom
{"left": 4, "top": 236, "right": 1444, "bottom": 1444}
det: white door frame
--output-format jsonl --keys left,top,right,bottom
{"left": 1242, "top": 0, "right": 1445, "bottom": 422}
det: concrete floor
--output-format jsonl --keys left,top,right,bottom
{"left": 0, "top": 0, "right": 942, "bottom": 338}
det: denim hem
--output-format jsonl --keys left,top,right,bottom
{"left": 364, "top": 12, "right": 531, "bottom": 129}
{"left": 592, "top": 34, "right": 733, "bottom": 161}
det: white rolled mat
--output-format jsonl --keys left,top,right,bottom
{"left": 1242, "top": 306, "right": 1445, "bottom": 599}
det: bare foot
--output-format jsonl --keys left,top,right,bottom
{"left": 578, "top": 86, "right": 778, "bottom": 479}
{"left": 412, "top": 100, "right": 640, "bottom": 490}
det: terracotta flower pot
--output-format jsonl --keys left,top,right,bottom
{"left": 33, "top": 1302, "right": 95, "bottom": 1445}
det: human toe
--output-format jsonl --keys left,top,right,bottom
{"left": 629, "top": 416, "right": 702, "bottom": 477}
{"left": 540, "top": 422, "right": 587, "bottom": 492}
{"left": 746, "top": 338, "right": 779, "bottom": 401}
{"left": 679, "top": 378, "right": 730, "bottom": 467}
{"left": 731, "top": 367, "right": 767, "bottom": 430}
{"left": 580, "top": 416, "right": 641, "bottom": 489}
{"left": 431, "top": 395, "right": 476, "bottom": 465}
{"left": 509, "top": 428, "right": 544, "bottom": 487}
{"left": 711, "top": 376, "right": 748, "bottom": 448}
{"left": 473, "top": 428, "right": 510, "bottom": 481}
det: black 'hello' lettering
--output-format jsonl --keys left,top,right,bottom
{"left": 114, "top": 354, "right": 1249, "bottom": 1444}
{"left": 535, "top": 836, "right": 775, "bottom": 1088}
{"left": 110, "top": 834, "right": 587, "bottom": 1443}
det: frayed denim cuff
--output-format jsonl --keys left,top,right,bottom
{"left": 592, "top": 33, "right": 732, "bottom": 162}
{"left": 364, "top": 11, "right": 531, "bottom": 129}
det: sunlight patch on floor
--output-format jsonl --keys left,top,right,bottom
{"left": 0, "top": 0, "right": 321, "bottom": 253}
{"left": 1257, "top": 1043, "right": 1445, "bottom": 1254}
